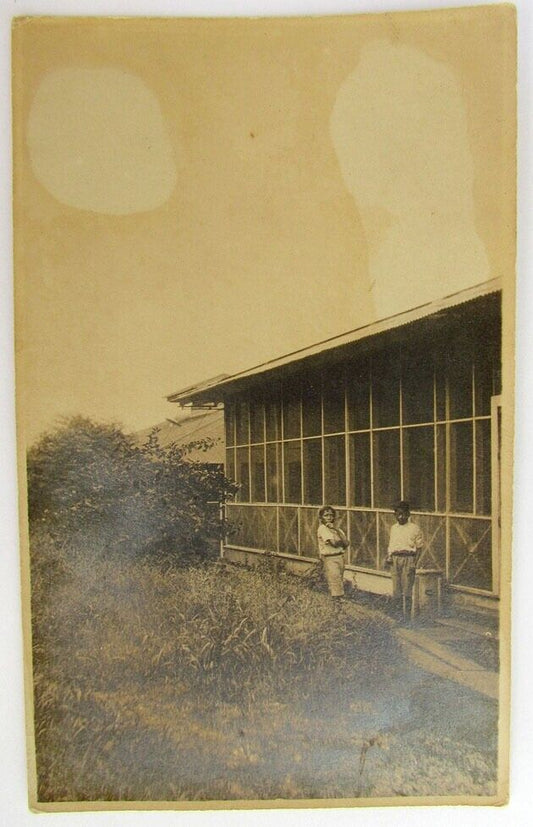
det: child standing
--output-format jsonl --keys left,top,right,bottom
{"left": 317, "top": 505, "right": 349, "bottom": 599}
{"left": 385, "top": 501, "right": 423, "bottom": 620}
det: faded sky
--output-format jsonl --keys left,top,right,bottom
{"left": 13, "top": 9, "right": 515, "bottom": 444}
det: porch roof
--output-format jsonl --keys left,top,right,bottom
{"left": 167, "top": 278, "right": 502, "bottom": 405}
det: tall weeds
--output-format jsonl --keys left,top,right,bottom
{"left": 29, "top": 527, "right": 398, "bottom": 800}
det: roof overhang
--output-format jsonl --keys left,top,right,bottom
{"left": 167, "top": 278, "right": 502, "bottom": 405}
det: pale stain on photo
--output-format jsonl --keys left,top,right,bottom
{"left": 27, "top": 67, "right": 178, "bottom": 215}
{"left": 331, "top": 39, "right": 490, "bottom": 318}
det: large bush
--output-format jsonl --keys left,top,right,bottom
{"left": 27, "top": 417, "right": 237, "bottom": 560}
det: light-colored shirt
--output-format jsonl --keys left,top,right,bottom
{"left": 388, "top": 520, "right": 423, "bottom": 554}
{"left": 317, "top": 523, "right": 348, "bottom": 556}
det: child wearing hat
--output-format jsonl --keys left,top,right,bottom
{"left": 385, "top": 501, "right": 423, "bottom": 620}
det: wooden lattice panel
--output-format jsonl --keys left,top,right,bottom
{"left": 255, "top": 506, "right": 278, "bottom": 553}
{"left": 449, "top": 517, "right": 492, "bottom": 591}
{"left": 225, "top": 505, "right": 277, "bottom": 552}
{"left": 336, "top": 510, "right": 348, "bottom": 537}
{"left": 348, "top": 511, "right": 378, "bottom": 569}
{"left": 225, "top": 504, "right": 248, "bottom": 547}
{"left": 415, "top": 514, "right": 446, "bottom": 572}
{"left": 278, "top": 506, "right": 299, "bottom": 555}
{"left": 300, "top": 506, "right": 320, "bottom": 558}
{"left": 378, "top": 511, "right": 396, "bottom": 567}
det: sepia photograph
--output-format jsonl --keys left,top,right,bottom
{"left": 9, "top": 1, "right": 518, "bottom": 815}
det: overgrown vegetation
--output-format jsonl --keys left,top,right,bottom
{"left": 27, "top": 416, "right": 236, "bottom": 559}
{"left": 27, "top": 419, "right": 498, "bottom": 802}
{"left": 30, "top": 530, "right": 403, "bottom": 800}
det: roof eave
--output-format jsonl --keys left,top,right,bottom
{"left": 168, "top": 278, "right": 502, "bottom": 405}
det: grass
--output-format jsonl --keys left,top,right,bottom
{"left": 29, "top": 527, "right": 498, "bottom": 803}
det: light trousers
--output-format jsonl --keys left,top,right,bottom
{"left": 322, "top": 553, "right": 345, "bottom": 597}
{"left": 391, "top": 555, "right": 417, "bottom": 599}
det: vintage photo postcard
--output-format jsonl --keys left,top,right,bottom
{"left": 12, "top": 4, "right": 516, "bottom": 812}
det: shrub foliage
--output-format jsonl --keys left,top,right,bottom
{"left": 27, "top": 417, "right": 237, "bottom": 559}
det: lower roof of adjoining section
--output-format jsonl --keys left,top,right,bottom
{"left": 167, "top": 278, "right": 502, "bottom": 406}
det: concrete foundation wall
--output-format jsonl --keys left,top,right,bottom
{"left": 222, "top": 545, "right": 499, "bottom": 614}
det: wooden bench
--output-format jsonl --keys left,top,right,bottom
{"left": 411, "top": 568, "right": 443, "bottom": 619}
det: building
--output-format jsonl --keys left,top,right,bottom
{"left": 168, "top": 279, "right": 503, "bottom": 611}
{"left": 133, "top": 408, "right": 225, "bottom": 467}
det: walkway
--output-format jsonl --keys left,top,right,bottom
{"left": 347, "top": 589, "right": 500, "bottom": 700}
{"left": 394, "top": 612, "right": 499, "bottom": 700}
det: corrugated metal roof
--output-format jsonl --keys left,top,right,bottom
{"left": 133, "top": 410, "right": 224, "bottom": 463}
{"left": 168, "top": 278, "right": 502, "bottom": 405}
{"left": 166, "top": 374, "right": 230, "bottom": 402}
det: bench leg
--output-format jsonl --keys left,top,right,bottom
{"left": 411, "top": 577, "right": 419, "bottom": 620}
